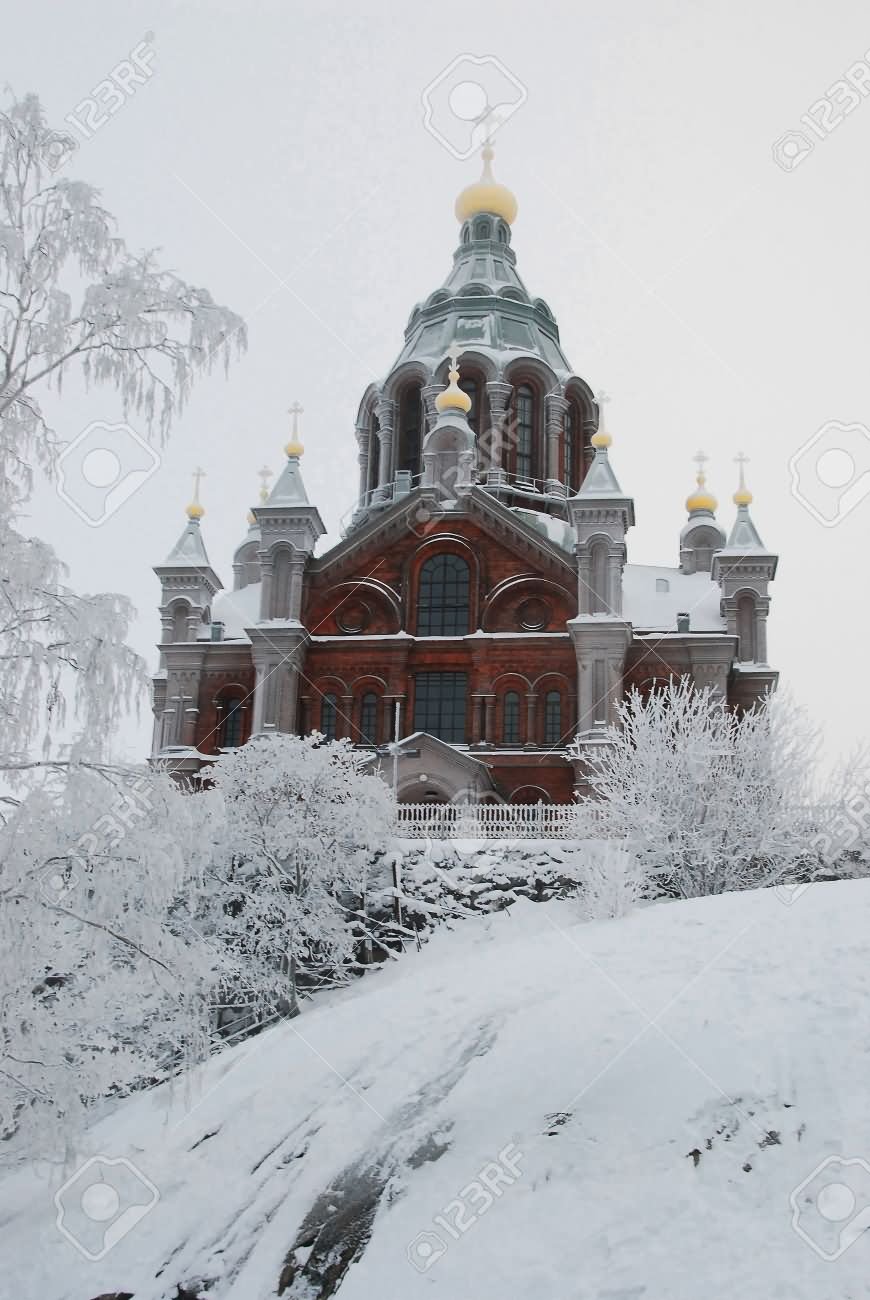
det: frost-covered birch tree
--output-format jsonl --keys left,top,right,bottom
{"left": 571, "top": 680, "right": 818, "bottom": 898}
{"left": 0, "top": 93, "right": 246, "bottom": 765}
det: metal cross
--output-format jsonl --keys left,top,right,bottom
{"left": 447, "top": 342, "right": 464, "bottom": 372}
{"left": 734, "top": 450, "right": 749, "bottom": 492}
{"left": 191, "top": 465, "right": 205, "bottom": 503}
{"left": 257, "top": 464, "right": 273, "bottom": 503}
{"left": 288, "top": 401, "right": 304, "bottom": 436}
{"left": 693, "top": 450, "right": 709, "bottom": 479}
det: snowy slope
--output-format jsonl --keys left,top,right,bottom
{"left": 4, "top": 883, "right": 870, "bottom": 1300}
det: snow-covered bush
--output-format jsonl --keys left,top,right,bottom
{"left": 0, "top": 764, "right": 222, "bottom": 1159}
{"left": 570, "top": 681, "right": 819, "bottom": 899}
{"left": 198, "top": 734, "right": 395, "bottom": 1021}
{"left": 572, "top": 842, "right": 648, "bottom": 920}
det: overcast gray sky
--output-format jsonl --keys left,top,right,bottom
{"left": 10, "top": 0, "right": 870, "bottom": 765}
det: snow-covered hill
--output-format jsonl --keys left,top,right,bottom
{"left": 4, "top": 882, "right": 870, "bottom": 1300}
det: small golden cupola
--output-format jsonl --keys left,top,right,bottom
{"left": 455, "top": 142, "right": 518, "bottom": 226}
{"left": 434, "top": 344, "right": 473, "bottom": 415}
{"left": 685, "top": 451, "right": 717, "bottom": 515}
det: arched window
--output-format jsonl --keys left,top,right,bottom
{"left": 737, "top": 595, "right": 757, "bottom": 662}
{"left": 564, "top": 403, "right": 581, "bottom": 493}
{"left": 367, "top": 412, "right": 380, "bottom": 497}
{"left": 218, "top": 694, "right": 246, "bottom": 748}
{"left": 359, "top": 691, "right": 379, "bottom": 744}
{"left": 544, "top": 691, "right": 562, "bottom": 746}
{"left": 589, "top": 541, "right": 609, "bottom": 614}
{"left": 170, "top": 603, "right": 190, "bottom": 642}
{"left": 271, "top": 549, "right": 293, "bottom": 619}
{"left": 515, "top": 383, "right": 535, "bottom": 480}
{"left": 417, "top": 553, "right": 470, "bottom": 636}
{"left": 398, "top": 386, "right": 423, "bottom": 476}
{"left": 321, "top": 692, "right": 338, "bottom": 740}
{"left": 502, "top": 691, "right": 521, "bottom": 745}
{"left": 459, "top": 374, "right": 481, "bottom": 436}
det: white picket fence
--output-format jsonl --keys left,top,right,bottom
{"left": 396, "top": 802, "right": 602, "bottom": 841}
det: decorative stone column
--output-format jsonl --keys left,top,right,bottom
{"left": 484, "top": 695, "right": 496, "bottom": 745}
{"left": 375, "top": 395, "right": 396, "bottom": 497}
{"left": 258, "top": 551, "right": 274, "bottom": 621}
{"left": 524, "top": 693, "right": 537, "bottom": 748}
{"left": 545, "top": 393, "right": 568, "bottom": 493}
{"left": 471, "top": 695, "right": 485, "bottom": 745}
{"left": 483, "top": 380, "right": 513, "bottom": 474}
{"left": 421, "top": 383, "right": 442, "bottom": 435}
{"left": 355, "top": 420, "right": 369, "bottom": 505}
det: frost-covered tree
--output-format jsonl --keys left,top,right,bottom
{"left": 199, "top": 734, "right": 395, "bottom": 1021}
{"left": 0, "top": 93, "right": 245, "bottom": 765}
{"left": 0, "top": 763, "right": 225, "bottom": 1159}
{"left": 571, "top": 680, "right": 818, "bottom": 898}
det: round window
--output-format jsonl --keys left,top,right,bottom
{"left": 337, "top": 600, "right": 370, "bottom": 634}
{"left": 517, "top": 597, "right": 550, "bottom": 631}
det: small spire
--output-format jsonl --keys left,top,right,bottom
{"left": 186, "top": 466, "right": 205, "bottom": 520}
{"left": 435, "top": 343, "right": 473, "bottom": 414}
{"left": 686, "top": 450, "right": 717, "bottom": 514}
{"left": 285, "top": 401, "right": 305, "bottom": 458}
{"left": 590, "top": 390, "right": 612, "bottom": 449}
{"left": 733, "top": 451, "right": 753, "bottom": 506}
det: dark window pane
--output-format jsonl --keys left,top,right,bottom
{"left": 321, "top": 692, "right": 338, "bottom": 741}
{"left": 502, "top": 690, "right": 520, "bottom": 745}
{"left": 368, "top": 415, "right": 380, "bottom": 495}
{"left": 544, "top": 690, "right": 562, "bottom": 745}
{"left": 417, "top": 553, "right": 470, "bottom": 636}
{"left": 459, "top": 376, "right": 479, "bottom": 435}
{"left": 360, "top": 692, "right": 379, "bottom": 744}
{"left": 413, "top": 672, "right": 467, "bottom": 743}
{"left": 398, "top": 387, "right": 422, "bottom": 475}
{"left": 516, "top": 384, "right": 534, "bottom": 479}
{"left": 219, "top": 696, "right": 245, "bottom": 748}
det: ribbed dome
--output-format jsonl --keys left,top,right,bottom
{"left": 455, "top": 144, "right": 518, "bottom": 225}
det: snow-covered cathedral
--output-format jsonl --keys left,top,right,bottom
{"left": 150, "top": 147, "right": 778, "bottom": 802}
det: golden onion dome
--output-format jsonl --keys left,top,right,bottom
{"left": 435, "top": 348, "right": 473, "bottom": 414}
{"left": 455, "top": 143, "right": 518, "bottom": 226}
{"left": 186, "top": 467, "right": 205, "bottom": 519}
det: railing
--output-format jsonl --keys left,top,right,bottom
{"left": 396, "top": 802, "right": 602, "bottom": 841}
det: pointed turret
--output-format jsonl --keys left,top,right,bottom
{"left": 567, "top": 400, "right": 635, "bottom": 747}
{"left": 680, "top": 452, "right": 726, "bottom": 574}
{"left": 154, "top": 469, "right": 222, "bottom": 642}
{"left": 712, "top": 454, "right": 778, "bottom": 682}
{"left": 247, "top": 407, "right": 325, "bottom": 736}
{"left": 232, "top": 467, "right": 271, "bottom": 591}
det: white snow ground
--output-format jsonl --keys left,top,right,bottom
{"left": 3, "top": 882, "right": 870, "bottom": 1300}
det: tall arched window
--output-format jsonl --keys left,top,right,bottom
{"left": 544, "top": 691, "right": 562, "bottom": 745}
{"left": 218, "top": 694, "right": 246, "bottom": 748}
{"left": 271, "top": 549, "right": 293, "bottom": 619}
{"left": 515, "top": 383, "right": 535, "bottom": 480}
{"left": 564, "top": 403, "right": 581, "bottom": 493}
{"left": 459, "top": 374, "right": 481, "bottom": 436}
{"left": 359, "top": 691, "right": 379, "bottom": 744}
{"left": 367, "top": 412, "right": 380, "bottom": 497}
{"left": 171, "top": 602, "right": 190, "bottom": 642}
{"left": 737, "top": 595, "right": 757, "bottom": 662}
{"left": 321, "top": 692, "right": 338, "bottom": 740}
{"left": 502, "top": 691, "right": 521, "bottom": 745}
{"left": 589, "top": 541, "right": 609, "bottom": 614}
{"left": 398, "top": 386, "right": 422, "bottom": 476}
{"left": 417, "top": 553, "right": 470, "bottom": 636}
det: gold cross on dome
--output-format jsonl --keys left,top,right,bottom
{"left": 257, "top": 464, "right": 273, "bottom": 503}
{"left": 447, "top": 342, "right": 464, "bottom": 372}
{"left": 693, "top": 450, "right": 709, "bottom": 483}
{"left": 288, "top": 401, "right": 304, "bottom": 436}
{"left": 191, "top": 465, "right": 205, "bottom": 504}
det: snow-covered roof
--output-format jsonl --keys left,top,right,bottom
{"left": 622, "top": 564, "right": 725, "bottom": 632}
{"left": 199, "top": 582, "right": 263, "bottom": 642}
{"left": 513, "top": 508, "right": 576, "bottom": 553}
{"left": 162, "top": 517, "right": 213, "bottom": 568}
